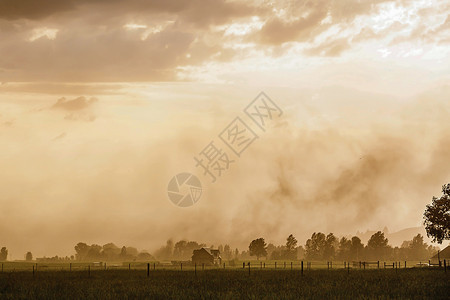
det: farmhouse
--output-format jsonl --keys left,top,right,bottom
{"left": 191, "top": 247, "right": 222, "bottom": 265}
{"left": 430, "top": 244, "right": 450, "bottom": 264}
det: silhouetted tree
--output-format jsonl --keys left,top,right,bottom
{"left": 249, "top": 238, "right": 267, "bottom": 260}
{"left": 423, "top": 183, "right": 450, "bottom": 244}
{"left": 408, "top": 234, "right": 429, "bottom": 260}
{"left": 0, "top": 247, "right": 7, "bottom": 261}
{"left": 25, "top": 252, "right": 33, "bottom": 261}
{"left": 154, "top": 239, "right": 174, "bottom": 261}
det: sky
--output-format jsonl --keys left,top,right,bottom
{"left": 0, "top": 0, "right": 449, "bottom": 258}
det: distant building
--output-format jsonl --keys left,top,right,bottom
{"left": 430, "top": 245, "right": 450, "bottom": 264}
{"left": 192, "top": 248, "right": 222, "bottom": 265}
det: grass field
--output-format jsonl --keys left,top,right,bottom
{"left": 0, "top": 267, "right": 448, "bottom": 299}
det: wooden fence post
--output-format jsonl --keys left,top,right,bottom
{"left": 147, "top": 263, "right": 149, "bottom": 277}
{"left": 347, "top": 261, "right": 350, "bottom": 274}
{"left": 377, "top": 261, "right": 379, "bottom": 269}
{"left": 404, "top": 261, "right": 406, "bottom": 268}
{"left": 88, "top": 265, "right": 90, "bottom": 277}
{"left": 202, "top": 263, "right": 205, "bottom": 271}
{"left": 243, "top": 262, "right": 245, "bottom": 269}
{"left": 32, "top": 265, "right": 35, "bottom": 276}
{"left": 444, "top": 260, "right": 446, "bottom": 273}
{"left": 301, "top": 261, "right": 303, "bottom": 276}
{"left": 264, "top": 262, "right": 265, "bottom": 268}
{"left": 275, "top": 262, "right": 277, "bottom": 269}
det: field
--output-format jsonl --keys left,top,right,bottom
{"left": 0, "top": 263, "right": 448, "bottom": 299}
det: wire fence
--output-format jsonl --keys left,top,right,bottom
{"left": 0, "top": 259, "right": 448, "bottom": 275}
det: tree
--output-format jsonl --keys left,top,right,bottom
{"left": 409, "top": 234, "right": 428, "bottom": 260}
{"left": 323, "top": 233, "right": 337, "bottom": 260}
{"left": 337, "top": 237, "right": 352, "bottom": 261}
{"left": 0, "top": 247, "right": 7, "bottom": 261}
{"left": 249, "top": 238, "right": 267, "bottom": 260}
{"left": 223, "top": 244, "right": 232, "bottom": 260}
{"left": 305, "top": 232, "right": 326, "bottom": 260}
{"left": 350, "top": 236, "right": 364, "bottom": 260}
{"left": 367, "top": 231, "right": 389, "bottom": 260}
{"left": 25, "top": 252, "right": 33, "bottom": 261}
{"left": 285, "top": 234, "right": 298, "bottom": 260}
{"left": 75, "top": 242, "right": 90, "bottom": 261}
{"left": 423, "top": 183, "right": 450, "bottom": 244}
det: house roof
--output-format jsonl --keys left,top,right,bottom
{"left": 193, "top": 247, "right": 221, "bottom": 258}
{"left": 431, "top": 245, "right": 450, "bottom": 259}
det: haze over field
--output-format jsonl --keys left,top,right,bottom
{"left": 0, "top": 0, "right": 449, "bottom": 258}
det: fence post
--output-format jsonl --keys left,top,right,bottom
{"left": 444, "top": 260, "right": 446, "bottom": 273}
{"left": 301, "top": 261, "right": 303, "bottom": 276}
{"left": 264, "top": 262, "right": 265, "bottom": 268}
{"left": 377, "top": 261, "right": 379, "bottom": 269}
{"left": 404, "top": 261, "right": 406, "bottom": 268}
{"left": 202, "top": 263, "right": 205, "bottom": 271}
{"left": 224, "top": 262, "right": 225, "bottom": 269}
{"left": 1, "top": 263, "right": 3, "bottom": 272}
{"left": 275, "top": 262, "right": 277, "bottom": 269}
{"left": 347, "top": 261, "right": 350, "bottom": 274}
{"left": 243, "top": 262, "right": 245, "bottom": 269}
{"left": 147, "top": 263, "right": 149, "bottom": 277}
{"left": 88, "top": 265, "right": 90, "bottom": 277}
{"left": 248, "top": 262, "right": 250, "bottom": 275}
{"left": 32, "top": 265, "right": 35, "bottom": 276}
{"left": 195, "top": 263, "right": 197, "bottom": 276}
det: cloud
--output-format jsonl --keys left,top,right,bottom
{"left": 52, "top": 96, "right": 98, "bottom": 111}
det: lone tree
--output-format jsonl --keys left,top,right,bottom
{"left": 423, "top": 183, "right": 450, "bottom": 244}
{"left": 25, "top": 252, "right": 33, "bottom": 261}
{"left": 0, "top": 247, "right": 7, "bottom": 261}
{"left": 249, "top": 238, "right": 267, "bottom": 260}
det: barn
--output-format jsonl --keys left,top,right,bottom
{"left": 191, "top": 248, "right": 222, "bottom": 265}
{"left": 430, "top": 244, "right": 450, "bottom": 264}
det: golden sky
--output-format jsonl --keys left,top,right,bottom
{"left": 0, "top": 0, "right": 449, "bottom": 257}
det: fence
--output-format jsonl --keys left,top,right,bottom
{"left": 0, "top": 259, "right": 447, "bottom": 276}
